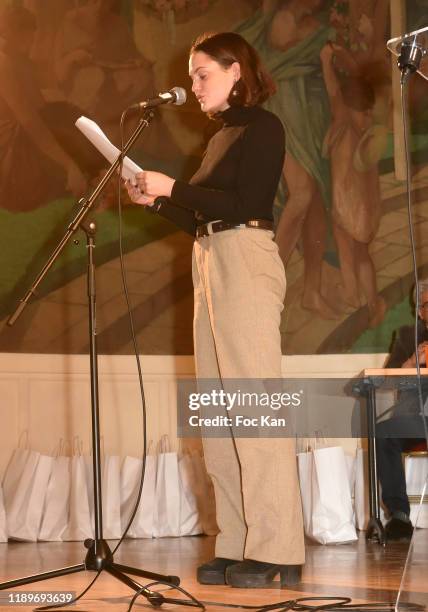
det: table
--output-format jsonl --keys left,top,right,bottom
{"left": 355, "top": 368, "right": 428, "bottom": 545}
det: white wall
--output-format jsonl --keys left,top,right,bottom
{"left": 0, "top": 352, "right": 388, "bottom": 476}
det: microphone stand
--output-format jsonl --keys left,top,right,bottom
{"left": 0, "top": 110, "right": 187, "bottom": 609}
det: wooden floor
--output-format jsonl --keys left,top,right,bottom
{"left": 0, "top": 532, "right": 426, "bottom": 611}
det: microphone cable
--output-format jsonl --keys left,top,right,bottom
{"left": 109, "top": 105, "right": 151, "bottom": 553}
{"left": 125, "top": 576, "right": 424, "bottom": 612}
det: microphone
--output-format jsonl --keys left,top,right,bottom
{"left": 387, "top": 27, "right": 428, "bottom": 83}
{"left": 129, "top": 87, "right": 187, "bottom": 111}
{"left": 398, "top": 36, "right": 425, "bottom": 82}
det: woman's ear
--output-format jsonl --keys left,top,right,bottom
{"left": 231, "top": 61, "right": 241, "bottom": 82}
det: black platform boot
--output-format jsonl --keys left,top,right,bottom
{"left": 226, "top": 560, "right": 303, "bottom": 588}
{"left": 197, "top": 557, "right": 240, "bottom": 585}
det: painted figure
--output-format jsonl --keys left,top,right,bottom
{"left": 320, "top": 0, "right": 390, "bottom": 326}
{"left": 0, "top": 6, "right": 90, "bottom": 212}
{"left": 236, "top": 0, "right": 338, "bottom": 319}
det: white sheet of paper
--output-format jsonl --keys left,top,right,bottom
{"left": 75, "top": 116, "right": 143, "bottom": 184}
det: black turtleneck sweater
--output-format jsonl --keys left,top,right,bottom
{"left": 153, "top": 105, "right": 285, "bottom": 236}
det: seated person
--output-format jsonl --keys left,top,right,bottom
{"left": 376, "top": 280, "right": 428, "bottom": 541}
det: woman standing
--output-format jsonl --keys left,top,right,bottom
{"left": 127, "top": 32, "right": 304, "bottom": 589}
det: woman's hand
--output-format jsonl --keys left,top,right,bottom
{"left": 135, "top": 171, "right": 175, "bottom": 198}
{"left": 125, "top": 180, "right": 156, "bottom": 206}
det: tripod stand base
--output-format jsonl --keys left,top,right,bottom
{"left": 0, "top": 563, "right": 87, "bottom": 591}
{"left": 0, "top": 538, "right": 180, "bottom": 606}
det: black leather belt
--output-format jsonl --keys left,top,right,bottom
{"left": 196, "top": 219, "right": 273, "bottom": 239}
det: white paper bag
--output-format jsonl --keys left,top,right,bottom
{"left": 39, "top": 455, "right": 71, "bottom": 541}
{"left": 121, "top": 454, "right": 157, "bottom": 539}
{"left": 0, "top": 486, "right": 7, "bottom": 542}
{"left": 153, "top": 437, "right": 181, "bottom": 537}
{"left": 345, "top": 454, "right": 356, "bottom": 494}
{"left": 299, "top": 446, "right": 357, "bottom": 544}
{"left": 405, "top": 455, "right": 428, "bottom": 528}
{"left": 311, "top": 447, "right": 357, "bottom": 544}
{"left": 85, "top": 454, "right": 94, "bottom": 526}
{"left": 7, "top": 452, "right": 53, "bottom": 541}
{"left": 2, "top": 448, "right": 31, "bottom": 509}
{"left": 178, "top": 453, "right": 202, "bottom": 536}
{"left": 354, "top": 447, "right": 385, "bottom": 530}
{"left": 405, "top": 454, "right": 428, "bottom": 496}
{"left": 409, "top": 489, "right": 428, "bottom": 528}
{"left": 297, "top": 450, "right": 313, "bottom": 535}
{"left": 102, "top": 455, "right": 122, "bottom": 539}
{"left": 62, "top": 454, "right": 93, "bottom": 541}
{"left": 188, "top": 450, "right": 218, "bottom": 535}
{"left": 354, "top": 447, "right": 367, "bottom": 530}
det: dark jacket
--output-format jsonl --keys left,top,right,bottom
{"left": 385, "top": 320, "right": 428, "bottom": 417}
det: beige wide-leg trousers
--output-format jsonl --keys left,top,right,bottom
{"left": 192, "top": 228, "right": 305, "bottom": 565}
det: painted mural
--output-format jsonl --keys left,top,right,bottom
{"left": 0, "top": 0, "right": 427, "bottom": 355}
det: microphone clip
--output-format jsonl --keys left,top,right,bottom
{"left": 398, "top": 38, "right": 426, "bottom": 83}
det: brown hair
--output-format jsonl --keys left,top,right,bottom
{"left": 190, "top": 32, "right": 276, "bottom": 107}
